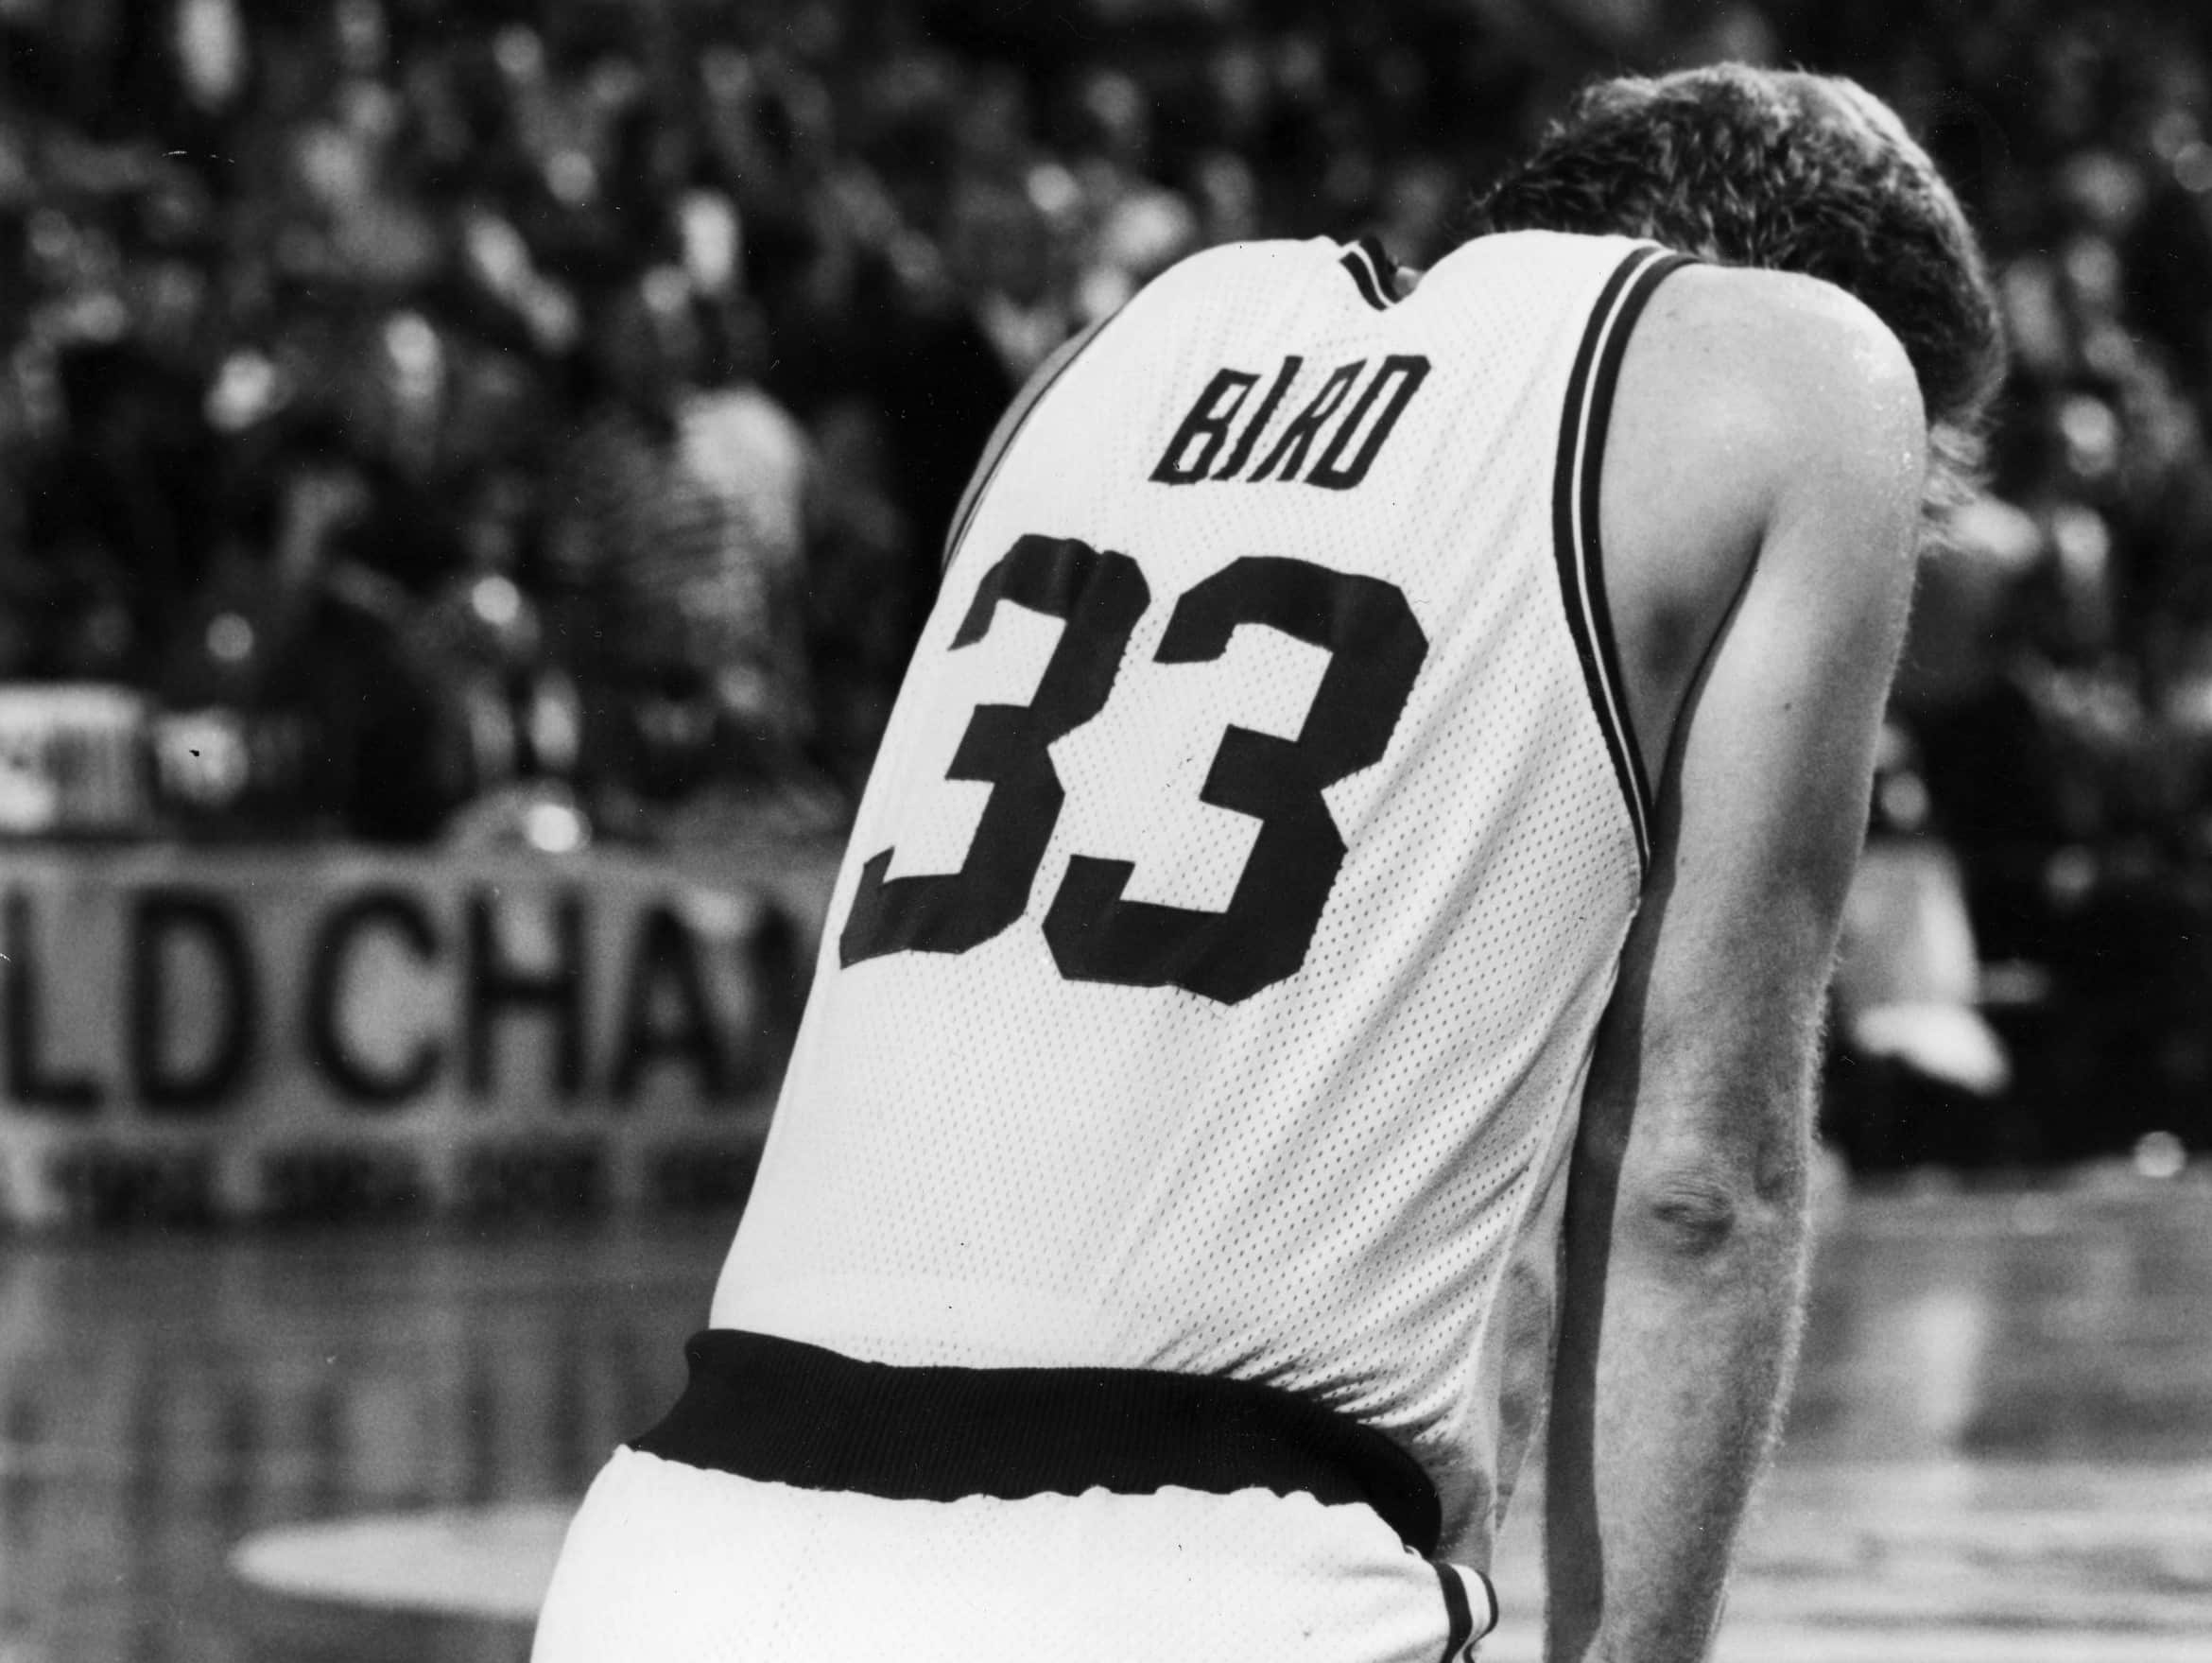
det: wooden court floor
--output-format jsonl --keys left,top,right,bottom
{"left": 1, "top": 1173, "right": 2205, "bottom": 1660}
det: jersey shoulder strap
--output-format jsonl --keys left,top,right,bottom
{"left": 1547, "top": 238, "right": 1698, "bottom": 870}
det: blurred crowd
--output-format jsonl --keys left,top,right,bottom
{"left": 5, "top": 0, "right": 2212, "bottom": 1152}
{"left": 0, "top": 0, "right": 1525, "bottom": 847}
{"left": 1797, "top": 0, "right": 2212, "bottom": 1165}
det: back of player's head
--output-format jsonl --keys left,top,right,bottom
{"left": 1470, "top": 63, "right": 2006, "bottom": 518}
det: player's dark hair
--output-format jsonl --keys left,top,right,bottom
{"left": 1470, "top": 64, "right": 2007, "bottom": 528}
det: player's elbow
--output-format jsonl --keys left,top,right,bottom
{"left": 1617, "top": 1162, "right": 1807, "bottom": 1267}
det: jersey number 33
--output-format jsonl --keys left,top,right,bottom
{"left": 838, "top": 532, "right": 1428, "bottom": 1004}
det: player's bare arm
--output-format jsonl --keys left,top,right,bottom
{"left": 1543, "top": 265, "right": 1928, "bottom": 1662}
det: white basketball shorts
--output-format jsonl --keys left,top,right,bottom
{"left": 530, "top": 1330, "right": 1497, "bottom": 1663}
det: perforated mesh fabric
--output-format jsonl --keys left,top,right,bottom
{"left": 714, "top": 231, "right": 1656, "bottom": 1553}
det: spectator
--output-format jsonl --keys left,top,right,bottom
{"left": 544, "top": 268, "right": 813, "bottom": 822}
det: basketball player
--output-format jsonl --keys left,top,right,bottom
{"left": 534, "top": 65, "right": 2004, "bottom": 1663}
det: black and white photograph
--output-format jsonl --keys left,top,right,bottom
{"left": 0, "top": 1, "right": 2205, "bottom": 1659}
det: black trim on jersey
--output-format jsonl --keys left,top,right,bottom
{"left": 941, "top": 312, "right": 1114, "bottom": 574}
{"left": 1472, "top": 1566, "right": 1501, "bottom": 1642}
{"left": 631, "top": 1328, "right": 1444, "bottom": 1556}
{"left": 1339, "top": 248, "right": 1388, "bottom": 310}
{"left": 1436, "top": 1562, "right": 1474, "bottom": 1660}
{"left": 1432, "top": 1562, "right": 1499, "bottom": 1660}
{"left": 1550, "top": 246, "right": 1697, "bottom": 872}
{"left": 1339, "top": 238, "right": 1397, "bottom": 311}
{"left": 1357, "top": 234, "right": 1401, "bottom": 299}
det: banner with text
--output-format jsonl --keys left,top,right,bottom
{"left": 0, "top": 844, "right": 836, "bottom": 1227}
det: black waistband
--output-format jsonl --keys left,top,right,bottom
{"left": 629, "top": 1329, "right": 1443, "bottom": 1557}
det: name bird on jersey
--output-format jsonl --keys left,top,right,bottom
{"left": 714, "top": 229, "right": 1689, "bottom": 1558}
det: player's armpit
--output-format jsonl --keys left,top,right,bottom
{"left": 1542, "top": 274, "right": 1927, "bottom": 1663}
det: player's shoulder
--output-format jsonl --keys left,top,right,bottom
{"left": 1130, "top": 235, "right": 1377, "bottom": 312}
{"left": 1600, "top": 262, "right": 1927, "bottom": 698}
{"left": 1158, "top": 234, "right": 1360, "bottom": 277}
{"left": 1638, "top": 263, "right": 1927, "bottom": 511}
{"left": 1657, "top": 264, "right": 1920, "bottom": 402}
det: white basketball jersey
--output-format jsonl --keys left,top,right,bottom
{"left": 715, "top": 231, "right": 1690, "bottom": 1554}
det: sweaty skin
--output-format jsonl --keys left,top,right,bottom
{"left": 1542, "top": 264, "right": 1927, "bottom": 1661}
